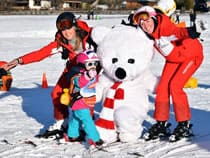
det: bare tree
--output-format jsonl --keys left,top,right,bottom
{"left": 100, "top": 0, "right": 124, "bottom": 9}
{"left": 51, "top": 0, "right": 63, "bottom": 9}
{"left": 0, "top": 0, "right": 15, "bottom": 11}
{"left": 90, "top": 0, "right": 100, "bottom": 8}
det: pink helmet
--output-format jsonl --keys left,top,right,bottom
{"left": 135, "top": 6, "right": 157, "bottom": 17}
{"left": 133, "top": 6, "right": 157, "bottom": 24}
{"left": 76, "top": 49, "right": 99, "bottom": 65}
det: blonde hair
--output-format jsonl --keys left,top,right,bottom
{"left": 71, "top": 35, "right": 82, "bottom": 51}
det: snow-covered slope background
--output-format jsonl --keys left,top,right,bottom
{"left": 0, "top": 13, "right": 210, "bottom": 158}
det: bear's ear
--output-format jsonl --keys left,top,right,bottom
{"left": 91, "top": 26, "right": 111, "bottom": 45}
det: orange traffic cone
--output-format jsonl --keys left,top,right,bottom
{"left": 42, "top": 72, "right": 48, "bottom": 88}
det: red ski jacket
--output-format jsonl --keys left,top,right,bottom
{"left": 152, "top": 14, "right": 191, "bottom": 41}
{"left": 151, "top": 13, "right": 203, "bottom": 62}
{"left": 19, "top": 20, "right": 92, "bottom": 69}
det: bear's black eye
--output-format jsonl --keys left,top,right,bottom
{"left": 112, "top": 58, "right": 118, "bottom": 63}
{"left": 128, "top": 58, "right": 135, "bottom": 64}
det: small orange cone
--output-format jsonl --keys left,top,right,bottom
{"left": 42, "top": 72, "right": 48, "bottom": 88}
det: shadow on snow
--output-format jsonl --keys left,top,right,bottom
{"left": 0, "top": 84, "right": 209, "bottom": 152}
{"left": 0, "top": 83, "right": 54, "bottom": 134}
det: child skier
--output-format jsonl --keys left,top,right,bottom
{"left": 60, "top": 49, "right": 103, "bottom": 147}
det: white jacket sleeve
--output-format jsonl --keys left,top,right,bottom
{"left": 155, "top": 37, "right": 174, "bottom": 56}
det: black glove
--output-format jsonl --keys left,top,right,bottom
{"left": 86, "top": 36, "right": 98, "bottom": 52}
{"left": 69, "top": 92, "right": 83, "bottom": 107}
{"left": 61, "top": 47, "right": 69, "bottom": 60}
{"left": 187, "top": 27, "right": 201, "bottom": 39}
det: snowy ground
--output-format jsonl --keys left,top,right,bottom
{"left": 0, "top": 13, "right": 210, "bottom": 158}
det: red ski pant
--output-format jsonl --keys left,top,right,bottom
{"left": 154, "top": 39, "right": 203, "bottom": 122}
{"left": 51, "top": 71, "right": 69, "bottom": 120}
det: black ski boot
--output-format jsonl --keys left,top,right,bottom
{"left": 169, "top": 121, "right": 193, "bottom": 142}
{"left": 36, "top": 119, "right": 68, "bottom": 139}
{"left": 36, "top": 125, "right": 66, "bottom": 139}
{"left": 143, "top": 121, "right": 171, "bottom": 141}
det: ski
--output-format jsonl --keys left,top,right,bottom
{"left": 89, "top": 139, "right": 145, "bottom": 154}
{"left": 0, "top": 138, "right": 38, "bottom": 148}
{"left": 88, "top": 141, "right": 121, "bottom": 153}
{"left": 169, "top": 133, "right": 194, "bottom": 142}
{"left": 127, "top": 151, "right": 144, "bottom": 157}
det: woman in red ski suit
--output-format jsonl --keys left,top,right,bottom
{"left": 133, "top": 6, "right": 204, "bottom": 141}
{"left": 4, "top": 12, "right": 96, "bottom": 134}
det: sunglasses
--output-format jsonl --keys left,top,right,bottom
{"left": 57, "top": 19, "right": 73, "bottom": 31}
{"left": 85, "top": 61, "right": 98, "bottom": 69}
{"left": 133, "top": 11, "right": 150, "bottom": 25}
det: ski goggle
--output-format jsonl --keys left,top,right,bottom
{"left": 56, "top": 19, "right": 73, "bottom": 31}
{"left": 85, "top": 61, "right": 98, "bottom": 70}
{"left": 133, "top": 11, "right": 151, "bottom": 25}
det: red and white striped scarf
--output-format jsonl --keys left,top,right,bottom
{"left": 95, "top": 82, "right": 124, "bottom": 129}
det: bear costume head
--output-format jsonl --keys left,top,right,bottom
{"left": 92, "top": 25, "right": 154, "bottom": 82}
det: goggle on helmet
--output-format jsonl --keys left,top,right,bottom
{"left": 56, "top": 12, "right": 77, "bottom": 31}
{"left": 133, "top": 6, "right": 157, "bottom": 25}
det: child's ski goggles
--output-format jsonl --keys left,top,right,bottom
{"left": 57, "top": 19, "right": 73, "bottom": 31}
{"left": 85, "top": 61, "right": 98, "bottom": 70}
{"left": 85, "top": 61, "right": 98, "bottom": 67}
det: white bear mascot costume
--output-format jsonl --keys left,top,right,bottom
{"left": 91, "top": 25, "right": 158, "bottom": 143}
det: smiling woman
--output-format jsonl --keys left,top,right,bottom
{"left": 2, "top": 11, "right": 96, "bottom": 139}
{"left": 134, "top": 5, "right": 204, "bottom": 142}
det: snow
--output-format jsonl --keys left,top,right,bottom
{"left": 0, "top": 13, "right": 210, "bottom": 157}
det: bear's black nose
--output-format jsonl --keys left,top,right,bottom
{"left": 115, "top": 67, "right": 126, "bottom": 80}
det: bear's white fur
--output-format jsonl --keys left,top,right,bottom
{"left": 92, "top": 25, "right": 158, "bottom": 143}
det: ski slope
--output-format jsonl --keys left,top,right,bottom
{"left": 0, "top": 13, "right": 210, "bottom": 158}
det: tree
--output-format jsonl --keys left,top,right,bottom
{"left": 90, "top": 0, "right": 100, "bottom": 8}
{"left": 175, "top": 0, "right": 194, "bottom": 10}
{"left": 51, "top": 0, "right": 63, "bottom": 9}
{"left": 99, "top": 0, "right": 124, "bottom": 9}
{"left": 0, "top": 0, "right": 15, "bottom": 11}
